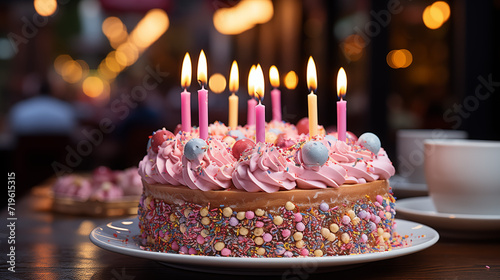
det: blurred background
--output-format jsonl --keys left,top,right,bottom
{"left": 1, "top": 0, "right": 499, "bottom": 198}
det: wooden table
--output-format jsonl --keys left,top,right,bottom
{"left": 1, "top": 191, "right": 499, "bottom": 280}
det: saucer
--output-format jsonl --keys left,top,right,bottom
{"left": 90, "top": 218, "right": 439, "bottom": 275}
{"left": 396, "top": 197, "right": 500, "bottom": 238}
{"left": 390, "top": 175, "right": 428, "bottom": 198}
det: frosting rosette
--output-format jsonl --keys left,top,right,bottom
{"left": 232, "top": 143, "right": 297, "bottom": 193}
{"left": 328, "top": 140, "right": 395, "bottom": 184}
{"left": 182, "top": 138, "right": 236, "bottom": 191}
{"left": 289, "top": 142, "right": 347, "bottom": 189}
{"left": 138, "top": 137, "right": 185, "bottom": 186}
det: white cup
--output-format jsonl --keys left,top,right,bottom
{"left": 397, "top": 129, "right": 467, "bottom": 184}
{"left": 424, "top": 139, "right": 500, "bottom": 215}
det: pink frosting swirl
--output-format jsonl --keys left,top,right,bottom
{"left": 182, "top": 139, "right": 236, "bottom": 191}
{"left": 53, "top": 175, "right": 93, "bottom": 200}
{"left": 138, "top": 137, "right": 185, "bottom": 186}
{"left": 232, "top": 143, "right": 297, "bottom": 193}
{"left": 328, "top": 141, "right": 395, "bottom": 184}
{"left": 289, "top": 147, "right": 347, "bottom": 189}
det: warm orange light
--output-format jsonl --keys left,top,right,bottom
{"left": 433, "top": 1, "right": 450, "bottom": 22}
{"left": 337, "top": 67, "right": 347, "bottom": 99}
{"left": 248, "top": 65, "right": 256, "bottom": 97}
{"left": 129, "top": 9, "right": 169, "bottom": 49}
{"left": 423, "top": 5, "right": 444, "bottom": 30}
{"left": 34, "top": 0, "right": 57, "bottom": 17}
{"left": 82, "top": 76, "right": 105, "bottom": 98}
{"left": 229, "top": 60, "right": 239, "bottom": 93}
{"left": 181, "top": 53, "right": 192, "bottom": 89}
{"left": 269, "top": 65, "right": 280, "bottom": 88}
{"left": 342, "top": 34, "right": 365, "bottom": 62}
{"left": 115, "top": 42, "right": 139, "bottom": 67}
{"left": 213, "top": 0, "right": 274, "bottom": 35}
{"left": 61, "top": 60, "right": 83, "bottom": 84}
{"left": 102, "top": 17, "right": 128, "bottom": 49}
{"left": 387, "top": 49, "right": 413, "bottom": 69}
{"left": 54, "top": 54, "right": 72, "bottom": 75}
{"left": 209, "top": 73, "right": 226, "bottom": 94}
{"left": 254, "top": 64, "right": 265, "bottom": 100}
{"left": 306, "top": 56, "right": 317, "bottom": 92}
{"left": 105, "top": 51, "right": 124, "bottom": 73}
{"left": 197, "top": 50, "right": 207, "bottom": 87}
{"left": 284, "top": 71, "right": 298, "bottom": 90}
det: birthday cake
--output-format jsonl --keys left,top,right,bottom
{"left": 137, "top": 122, "right": 396, "bottom": 257}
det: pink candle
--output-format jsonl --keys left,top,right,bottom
{"left": 181, "top": 90, "right": 191, "bottom": 132}
{"left": 271, "top": 88, "right": 281, "bottom": 122}
{"left": 198, "top": 87, "right": 208, "bottom": 139}
{"left": 256, "top": 102, "right": 265, "bottom": 143}
{"left": 336, "top": 67, "right": 347, "bottom": 142}
{"left": 247, "top": 98, "right": 257, "bottom": 126}
{"left": 180, "top": 52, "right": 192, "bottom": 132}
{"left": 337, "top": 99, "right": 346, "bottom": 142}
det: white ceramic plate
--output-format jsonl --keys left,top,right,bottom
{"left": 397, "top": 197, "right": 500, "bottom": 238}
{"left": 90, "top": 218, "right": 438, "bottom": 274}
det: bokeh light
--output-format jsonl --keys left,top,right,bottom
{"left": 209, "top": 73, "right": 227, "bottom": 94}
{"left": 342, "top": 34, "right": 365, "bottom": 61}
{"left": 61, "top": 60, "right": 83, "bottom": 83}
{"left": 82, "top": 76, "right": 105, "bottom": 98}
{"left": 387, "top": 49, "right": 413, "bottom": 69}
{"left": 284, "top": 71, "right": 298, "bottom": 90}
{"left": 34, "top": 0, "right": 57, "bottom": 17}
{"left": 213, "top": 0, "right": 273, "bottom": 35}
{"left": 423, "top": 1, "right": 450, "bottom": 30}
{"left": 129, "top": 9, "right": 169, "bottom": 50}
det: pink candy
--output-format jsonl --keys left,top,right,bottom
{"left": 300, "top": 248, "right": 309, "bottom": 256}
{"left": 282, "top": 229, "right": 291, "bottom": 238}
{"left": 197, "top": 235, "right": 205, "bottom": 244}
{"left": 188, "top": 248, "right": 197, "bottom": 255}
{"left": 296, "top": 222, "right": 305, "bottom": 231}
{"left": 172, "top": 241, "right": 179, "bottom": 251}
{"left": 221, "top": 248, "right": 231, "bottom": 256}
{"left": 245, "top": 211, "right": 255, "bottom": 219}
{"left": 342, "top": 215, "right": 351, "bottom": 225}
{"left": 263, "top": 233, "right": 272, "bottom": 242}
{"left": 256, "top": 221, "right": 264, "bottom": 228}
{"left": 180, "top": 246, "right": 188, "bottom": 254}
{"left": 294, "top": 213, "right": 302, "bottom": 222}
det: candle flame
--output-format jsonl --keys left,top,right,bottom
{"left": 248, "top": 65, "right": 256, "bottom": 97}
{"left": 307, "top": 56, "right": 317, "bottom": 92}
{"left": 197, "top": 50, "right": 207, "bottom": 87}
{"left": 229, "top": 60, "right": 239, "bottom": 93}
{"left": 337, "top": 67, "right": 347, "bottom": 99}
{"left": 269, "top": 65, "right": 280, "bottom": 88}
{"left": 181, "top": 52, "right": 192, "bottom": 89}
{"left": 254, "top": 64, "right": 265, "bottom": 100}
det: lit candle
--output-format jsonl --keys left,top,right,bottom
{"left": 254, "top": 64, "right": 265, "bottom": 143}
{"left": 180, "top": 53, "right": 192, "bottom": 132}
{"left": 337, "top": 67, "right": 347, "bottom": 142}
{"left": 269, "top": 65, "right": 281, "bottom": 122}
{"left": 228, "top": 60, "right": 239, "bottom": 129}
{"left": 247, "top": 65, "right": 257, "bottom": 126}
{"left": 307, "top": 56, "right": 318, "bottom": 138}
{"left": 197, "top": 50, "right": 208, "bottom": 140}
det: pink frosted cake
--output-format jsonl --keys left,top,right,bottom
{"left": 137, "top": 122, "right": 396, "bottom": 257}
